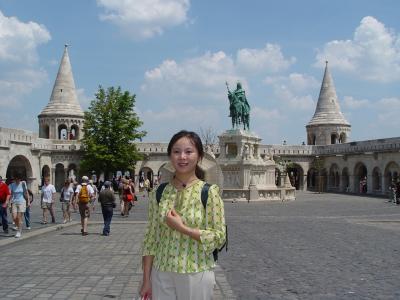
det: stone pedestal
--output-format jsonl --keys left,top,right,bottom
{"left": 217, "top": 129, "right": 295, "bottom": 201}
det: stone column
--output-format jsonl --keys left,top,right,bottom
{"left": 380, "top": 175, "right": 386, "bottom": 196}
{"left": 367, "top": 176, "right": 372, "bottom": 194}
{"left": 349, "top": 175, "right": 355, "bottom": 193}
{"left": 237, "top": 142, "right": 243, "bottom": 159}
{"left": 302, "top": 174, "right": 308, "bottom": 191}
{"left": 51, "top": 168, "right": 56, "bottom": 185}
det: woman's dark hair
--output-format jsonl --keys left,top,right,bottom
{"left": 167, "top": 130, "right": 204, "bottom": 159}
{"left": 13, "top": 172, "right": 23, "bottom": 180}
{"left": 167, "top": 130, "right": 205, "bottom": 179}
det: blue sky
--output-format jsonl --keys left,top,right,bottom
{"left": 0, "top": 0, "right": 399, "bottom": 144}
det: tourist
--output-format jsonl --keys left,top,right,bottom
{"left": 140, "top": 130, "right": 226, "bottom": 300}
{"left": 88, "top": 179, "right": 98, "bottom": 211}
{"left": 24, "top": 188, "right": 34, "bottom": 230}
{"left": 395, "top": 180, "right": 400, "bottom": 205}
{"left": 118, "top": 178, "right": 125, "bottom": 216}
{"left": 71, "top": 180, "right": 78, "bottom": 212}
{"left": 122, "top": 178, "right": 134, "bottom": 217}
{"left": 129, "top": 178, "right": 136, "bottom": 209}
{"left": 0, "top": 176, "right": 11, "bottom": 234}
{"left": 388, "top": 180, "right": 396, "bottom": 203}
{"left": 144, "top": 177, "right": 151, "bottom": 197}
{"left": 41, "top": 177, "right": 56, "bottom": 224}
{"left": 9, "top": 173, "right": 29, "bottom": 238}
{"left": 75, "top": 175, "right": 94, "bottom": 235}
{"left": 98, "top": 181, "right": 116, "bottom": 236}
{"left": 60, "top": 180, "right": 74, "bottom": 223}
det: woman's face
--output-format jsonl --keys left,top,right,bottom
{"left": 170, "top": 137, "right": 199, "bottom": 176}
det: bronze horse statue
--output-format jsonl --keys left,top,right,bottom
{"left": 226, "top": 82, "right": 250, "bottom": 130}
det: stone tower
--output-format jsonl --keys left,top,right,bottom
{"left": 38, "top": 45, "right": 84, "bottom": 140}
{"left": 306, "top": 61, "right": 351, "bottom": 145}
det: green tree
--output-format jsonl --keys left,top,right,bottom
{"left": 80, "top": 86, "right": 146, "bottom": 179}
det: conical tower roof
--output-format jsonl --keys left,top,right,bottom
{"left": 39, "top": 45, "right": 84, "bottom": 117}
{"left": 307, "top": 61, "right": 349, "bottom": 126}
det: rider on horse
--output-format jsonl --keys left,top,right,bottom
{"left": 226, "top": 81, "right": 250, "bottom": 130}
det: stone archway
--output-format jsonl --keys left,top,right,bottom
{"left": 6, "top": 155, "right": 33, "bottom": 187}
{"left": 354, "top": 162, "right": 368, "bottom": 193}
{"left": 55, "top": 163, "right": 65, "bottom": 191}
{"left": 70, "top": 124, "right": 79, "bottom": 140}
{"left": 287, "top": 164, "right": 304, "bottom": 190}
{"left": 331, "top": 133, "right": 339, "bottom": 144}
{"left": 140, "top": 167, "right": 154, "bottom": 189}
{"left": 41, "top": 165, "right": 50, "bottom": 186}
{"left": 384, "top": 161, "right": 400, "bottom": 190}
{"left": 58, "top": 124, "right": 68, "bottom": 140}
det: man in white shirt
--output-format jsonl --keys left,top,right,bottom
{"left": 75, "top": 176, "right": 94, "bottom": 236}
{"left": 41, "top": 177, "right": 56, "bottom": 224}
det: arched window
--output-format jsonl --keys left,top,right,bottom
{"left": 331, "top": 133, "right": 338, "bottom": 144}
{"left": 58, "top": 124, "right": 68, "bottom": 140}
{"left": 339, "top": 132, "right": 347, "bottom": 143}
{"left": 70, "top": 125, "right": 79, "bottom": 140}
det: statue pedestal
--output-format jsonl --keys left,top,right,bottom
{"left": 217, "top": 129, "right": 295, "bottom": 201}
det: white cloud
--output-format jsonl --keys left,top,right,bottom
{"left": 0, "top": 68, "right": 47, "bottom": 108}
{"left": 237, "top": 43, "right": 296, "bottom": 73}
{"left": 252, "top": 106, "right": 282, "bottom": 120}
{"left": 0, "top": 10, "right": 51, "bottom": 64}
{"left": 376, "top": 97, "right": 400, "bottom": 109}
{"left": 96, "top": 0, "right": 190, "bottom": 39}
{"left": 315, "top": 16, "right": 400, "bottom": 82}
{"left": 76, "top": 88, "right": 93, "bottom": 110}
{"left": 342, "top": 96, "right": 370, "bottom": 109}
{"left": 263, "top": 73, "right": 317, "bottom": 110}
{"left": 142, "top": 44, "right": 297, "bottom": 105}
{"left": 141, "top": 51, "right": 246, "bottom": 102}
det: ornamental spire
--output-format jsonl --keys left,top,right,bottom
{"left": 39, "top": 45, "right": 83, "bottom": 117}
{"left": 307, "top": 61, "right": 349, "bottom": 126}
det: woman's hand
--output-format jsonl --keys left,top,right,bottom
{"left": 165, "top": 208, "right": 184, "bottom": 231}
{"left": 140, "top": 279, "right": 152, "bottom": 299}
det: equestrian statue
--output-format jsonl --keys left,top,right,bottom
{"left": 226, "top": 81, "right": 250, "bottom": 130}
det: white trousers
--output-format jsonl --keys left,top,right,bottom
{"left": 151, "top": 268, "right": 215, "bottom": 300}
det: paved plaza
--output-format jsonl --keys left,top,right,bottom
{"left": 1, "top": 191, "right": 400, "bottom": 299}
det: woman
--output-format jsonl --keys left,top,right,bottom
{"left": 140, "top": 130, "right": 226, "bottom": 300}
{"left": 9, "top": 173, "right": 29, "bottom": 238}
{"left": 122, "top": 178, "right": 134, "bottom": 217}
{"left": 60, "top": 180, "right": 74, "bottom": 223}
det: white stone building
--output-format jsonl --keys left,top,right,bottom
{"left": 0, "top": 47, "right": 399, "bottom": 197}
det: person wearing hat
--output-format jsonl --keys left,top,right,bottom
{"left": 0, "top": 176, "right": 11, "bottom": 234}
{"left": 75, "top": 175, "right": 95, "bottom": 236}
{"left": 98, "top": 181, "right": 116, "bottom": 236}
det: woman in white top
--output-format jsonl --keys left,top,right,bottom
{"left": 60, "top": 180, "right": 74, "bottom": 223}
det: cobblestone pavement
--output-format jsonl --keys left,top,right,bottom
{"left": 0, "top": 193, "right": 234, "bottom": 299}
{"left": 2, "top": 191, "right": 400, "bottom": 299}
{"left": 218, "top": 192, "right": 400, "bottom": 300}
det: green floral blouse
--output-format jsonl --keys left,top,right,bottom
{"left": 142, "top": 180, "right": 226, "bottom": 273}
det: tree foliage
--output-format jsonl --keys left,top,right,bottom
{"left": 80, "top": 86, "right": 146, "bottom": 178}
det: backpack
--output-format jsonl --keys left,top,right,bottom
{"left": 156, "top": 182, "right": 228, "bottom": 261}
{"left": 78, "top": 184, "right": 90, "bottom": 203}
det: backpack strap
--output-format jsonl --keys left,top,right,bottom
{"left": 201, "top": 183, "right": 211, "bottom": 210}
{"left": 156, "top": 182, "right": 168, "bottom": 204}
